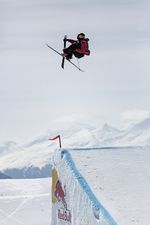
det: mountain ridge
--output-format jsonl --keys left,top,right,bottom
{"left": 1, "top": 117, "right": 150, "bottom": 178}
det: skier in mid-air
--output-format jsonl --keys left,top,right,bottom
{"left": 46, "top": 33, "right": 90, "bottom": 71}
{"left": 62, "top": 33, "right": 90, "bottom": 60}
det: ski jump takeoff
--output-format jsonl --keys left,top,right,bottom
{"left": 46, "top": 33, "right": 90, "bottom": 72}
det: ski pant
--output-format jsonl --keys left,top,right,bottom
{"left": 63, "top": 43, "right": 84, "bottom": 59}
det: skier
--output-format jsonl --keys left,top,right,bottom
{"left": 62, "top": 33, "right": 90, "bottom": 60}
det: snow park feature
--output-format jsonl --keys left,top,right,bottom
{"left": 51, "top": 149, "right": 117, "bottom": 225}
{"left": 51, "top": 147, "right": 150, "bottom": 225}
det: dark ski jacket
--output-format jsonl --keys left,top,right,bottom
{"left": 67, "top": 38, "right": 90, "bottom": 56}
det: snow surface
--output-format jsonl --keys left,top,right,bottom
{"left": 69, "top": 147, "right": 150, "bottom": 225}
{"left": 0, "top": 178, "right": 51, "bottom": 225}
{"left": 0, "top": 147, "right": 150, "bottom": 225}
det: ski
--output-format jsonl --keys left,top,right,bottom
{"left": 61, "top": 35, "right": 67, "bottom": 69}
{"left": 46, "top": 43, "right": 84, "bottom": 72}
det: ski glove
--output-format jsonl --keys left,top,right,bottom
{"left": 63, "top": 38, "right": 67, "bottom": 42}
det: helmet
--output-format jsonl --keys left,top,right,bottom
{"left": 77, "top": 33, "right": 85, "bottom": 40}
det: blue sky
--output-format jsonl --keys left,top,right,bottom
{"left": 0, "top": 0, "right": 150, "bottom": 142}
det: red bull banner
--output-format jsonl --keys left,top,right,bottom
{"left": 52, "top": 168, "right": 71, "bottom": 225}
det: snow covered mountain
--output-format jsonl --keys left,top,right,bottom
{"left": 0, "top": 118, "right": 150, "bottom": 178}
{"left": 0, "top": 172, "right": 11, "bottom": 179}
{"left": 103, "top": 118, "right": 150, "bottom": 147}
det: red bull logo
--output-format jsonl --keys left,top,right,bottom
{"left": 54, "top": 180, "right": 67, "bottom": 209}
{"left": 52, "top": 168, "right": 72, "bottom": 223}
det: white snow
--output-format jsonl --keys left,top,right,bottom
{"left": 0, "top": 147, "right": 150, "bottom": 225}
{"left": 0, "top": 178, "right": 51, "bottom": 225}
{"left": 69, "top": 147, "right": 150, "bottom": 225}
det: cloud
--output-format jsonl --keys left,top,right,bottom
{"left": 51, "top": 113, "right": 97, "bottom": 131}
{"left": 54, "top": 114, "right": 86, "bottom": 123}
{"left": 120, "top": 109, "right": 150, "bottom": 130}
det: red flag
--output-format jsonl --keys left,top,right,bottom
{"left": 49, "top": 135, "right": 62, "bottom": 148}
{"left": 49, "top": 135, "right": 60, "bottom": 140}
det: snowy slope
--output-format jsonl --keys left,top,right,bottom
{"left": 0, "top": 178, "right": 51, "bottom": 225}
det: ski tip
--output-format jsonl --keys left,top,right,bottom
{"left": 79, "top": 68, "right": 84, "bottom": 72}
